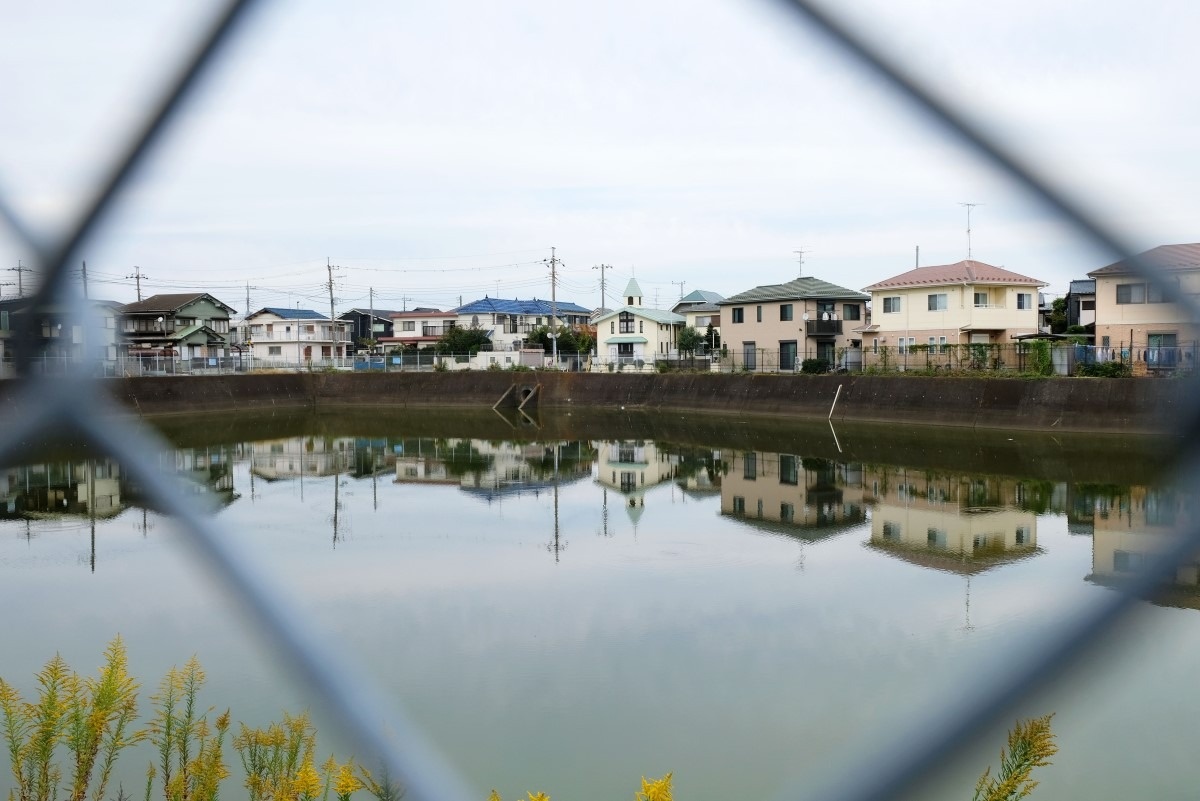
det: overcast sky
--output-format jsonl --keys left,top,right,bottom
{"left": 2, "top": 0, "right": 1197, "bottom": 314}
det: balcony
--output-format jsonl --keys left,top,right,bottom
{"left": 805, "top": 319, "right": 843, "bottom": 336}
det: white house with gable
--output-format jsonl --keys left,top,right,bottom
{"left": 593, "top": 279, "right": 685, "bottom": 370}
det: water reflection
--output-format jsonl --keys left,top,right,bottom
{"left": 0, "top": 422, "right": 1196, "bottom": 800}
{"left": 864, "top": 467, "right": 1040, "bottom": 574}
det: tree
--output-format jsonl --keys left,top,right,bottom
{"left": 1048, "top": 297, "right": 1068, "bottom": 334}
{"left": 435, "top": 326, "right": 491, "bottom": 354}
{"left": 705, "top": 322, "right": 720, "bottom": 352}
{"left": 677, "top": 326, "right": 705, "bottom": 355}
{"left": 528, "top": 325, "right": 593, "bottom": 354}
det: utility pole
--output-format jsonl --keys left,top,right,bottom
{"left": 399, "top": 295, "right": 412, "bottom": 312}
{"left": 592, "top": 263, "right": 610, "bottom": 310}
{"left": 8, "top": 260, "right": 34, "bottom": 297}
{"left": 326, "top": 258, "right": 340, "bottom": 357}
{"left": 546, "top": 247, "right": 559, "bottom": 362}
{"left": 794, "top": 247, "right": 810, "bottom": 278}
{"left": 368, "top": 287, "right": 375, "bottom": 352}
{"left": 672, "top": 280, "right": 686, "bottom": 299}
{"left": 959, "top": 202, "right": 983, "bottom": 259}
{"left": 245, "top": 282, "right": 251, "bottom": 316}
{"left": 126, "top": 266, "right": 149, "bottom": 302}
{"left": 81, "top": 261, "right": 89, "bottom": 299}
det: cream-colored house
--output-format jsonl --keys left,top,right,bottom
{"left": 383, "top": 310, "right": 458, "bottom": 349}
{"left": 593, "top": 279, "right": 685, "bottom": 369}
{"left": 671, "top": 289, "right": 724, "bottom": 348}
{"left": 719, "top": 450, "right": 867, "bottom": 537}
{"left": 1088, "top": 243, "right": 1200, "bottom": 369}
{"left": 239, "top": 307, "right": 350, "bottom": 365}
{"left": 718, "top": 276, "right": 868, "bottom": 370}
{"left": 861, "top": 260, "right": 1045, "bottom": 353}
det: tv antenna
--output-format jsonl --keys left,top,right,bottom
{"left": 794, "top": 247, "right": 811, "bottom": 277}
{"left": 959, "top": 202, "right": 983, "bottom": 259}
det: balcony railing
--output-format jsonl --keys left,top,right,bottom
{"left": 805, "top": 319, "right": 843, "bottom": 336}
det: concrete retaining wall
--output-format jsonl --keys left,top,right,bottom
{"left": 82, "top": 372, "right": 1189, "bottom": 433}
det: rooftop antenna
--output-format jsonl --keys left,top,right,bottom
{"left": 794, "top": 247, "right": 810, "bottom": 278}
{"left": 958, "top": 202, "right": 983, "bottom": 259}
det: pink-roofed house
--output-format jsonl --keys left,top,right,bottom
{"left": 860, "top": 259, "right": 1046, "bottom": 356}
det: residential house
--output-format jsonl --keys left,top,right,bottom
{"left": 382, "top": 309, "right": 458, "bottom": 349}
{"left": 121, "top": 293, "right": 236, "bottom": 362}
{"left": 718, "top": 276, "right": 868, "bottom": 370}
{"left": 1065, "top": 280, "right": 1096, "bottom": 331}
{"left": 594, "top": 439, "right": 680, "bottom": 528}
{"left": 593, "top": 279, "right": 685, "bottom": 368}
{"left": 671, "top": 289, "right": 724, "bottom": 349}
{"left": 239, "top": 307, "right": 350, "bottom": 364}
{"left": 1, "top": 297, "right": 122, "bottom": 375}
{"left": 453, "top": 297, "right": 593, "bottom": 352}
{"left": 392, "top": 438, "right": 592, "bottom": 501}
{"left": 861, "top": 260, "right": 1045, "bottom": 355}
{"left": 1088, "top": 243, "right": 1200, "bottom": 369}
{"left": 339, "top": 308, "right": 397, "bottom": 351}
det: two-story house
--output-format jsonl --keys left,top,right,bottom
{"left": 338, "top": 308, "right": 397, "bottom": 351}
{"left": 382, "top": 309, "right": 458, "bottom": 349}
{"left": 718, "top": 276, "right": 868, "bottom": 370}
{"left": 453, "top": 297, "right": 593, "bottom": 352}
{"left": 593, "top": 279, "right": 685, "bottom": 368}
{"left": 120, "top": 293, "right": 236, "bottom": 363}
{"left": 1065, "top": 280, "right": 1096, "bottom": 332}
{"left": 671, "top": 289, "right": 724, "bottom": 349}
{"left": 861, "top": 260, "right": 1045, "bottom": 354}
{"left": 1088, "top": 243, "right": 1200, "bottom": 369}
{"left": 240, "top": 307, "right": 350, "bottom": 364}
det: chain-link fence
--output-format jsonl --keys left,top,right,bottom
{"left": 1, "top": 1, "right": 1198, "bottom": 801}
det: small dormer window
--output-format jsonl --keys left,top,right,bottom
{"left": 627, "top": 296, "right": 634, "bottom": 305}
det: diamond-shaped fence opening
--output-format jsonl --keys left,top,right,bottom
{"left": 0, "top": 1, "right": 1196, "bottom": 800}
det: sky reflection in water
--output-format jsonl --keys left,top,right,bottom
{"left": 0, "top": 421, "right": 1196, "bottom": 801}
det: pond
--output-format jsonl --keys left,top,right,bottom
{"left": 0, "top": 409, "right": 1195, "bottom": 801}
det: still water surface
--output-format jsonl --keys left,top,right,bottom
{"left": 1, "top": 412, "right": 1196, "bottom": 800}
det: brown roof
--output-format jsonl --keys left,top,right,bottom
{"left": 1088, "top": 243, "right": 1200, "bottom": 277}
{"left": 863, "top": 259, "right": 1045, "bottom": 291}
{"left": 121, "top": 293, "right": 235, "bottom": 314}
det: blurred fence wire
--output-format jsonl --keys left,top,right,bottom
{"left": 0, "top": 1, "right": 1196, "bottom": 800}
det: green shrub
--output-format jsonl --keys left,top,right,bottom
{"left": 800, "top": 358, "right": 829, "bottom": 374}
{"left": 1076, "top": 361, "right": 1130, "bottom": 378}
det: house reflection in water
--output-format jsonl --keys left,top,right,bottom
{"left": 719, "top": 451, "right": 867, "bottom": 539}
{"left": 249, "top": 437, "right": 354, "bottom": 481}
{"left": 864, "top": 467, "right": 1039, "bottom": 573}
{"left": 1, "top": 459, "right": 124, "bottom": 520}
{"left": 1087, "top": 485, "right": 1200, "bottom": 608}
{"left": 393, "top": 438, "right": 593, "bottom": 501}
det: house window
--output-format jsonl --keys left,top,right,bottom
{"left": 1015, "top": 526, "right": 1029, "bottom": 545}
{"left": 882, "top": 297, "right": 901, "bottom": 313}
{"left": 639, "top": 320, "right": 644, "bottom": 333}
{"left": 617, "top": 342, "right": 634, "bottom": 358}
{"left": 882, "top": 522, "right": 901, "bottom": 540}
{"left": 732, "top": 308, "right": 744, "bottom": 324}
{"left": 1148, "top": 282, "right": 1167, "bottom": 303}
{"left": 1116, "top": 283, "right": 1145, "bottom": 304}
{"left": 268, "top": 346, "right": 282, "bottom": 355}
{"left": 305, "top": 325, "right": 315, "bottom": 334}
{"left": 939, "top": 336, "right": 948, "bottom": 352}
{"left": 1081, "top": 300, "right": 1095, "bottom": 311}
{"left": 974, "top": 292, "right": 989, "bottom": 308}
{"left": 402, "top": 321, "right": 415, "bottom": 332}
{"left": 1101, "top": 335, "right": 1111, "bottom": 347}
{"left": 619, "top": 312, "right": 635, "bottom": 333}
{"left": 1017, "top": 293, "right": 1033, "bottom": 310}
{"left": 732, "top": 496, "right": 746, "bottom": 515}
{"left": 816, "top": 301, "right": 835, "bottom": 318}
{"left": 928, "top": 528, "right": 948, "bottom": 549}
{"left": 780, "top": 304, "right": 793, "bottom": 321}
{"left": 779, "top": 454, "right": 798, "bottom": 485}
{"left": 756, "top": 305, "right": 763, "bottom": 322}
{"left": 780, "top": 503, "right": 794, "bottom": 523}
{"left": 872, "top": 337, "right": 878, "bottom": 353}
{"left": 0, "top": 311, "right": 7, "bottom": 330}
{"left": 927, "top": 293, "right": 947, "bottom": 311}
{"left": 743, "top": 452, "right": 757, "bottom": 480}
{"left": 928, "top": 336, "right": 937, "bottom": 349}
{"left": 842, "top": 304, "right": 861, "bottom": 321}
{"left": 610, "top": 321, "right": 615, "bottom": 334}
{"left": 779, "top": 340, "right": 798, "bottom": 370}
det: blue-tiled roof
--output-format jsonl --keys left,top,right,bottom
{"left": 254, "top": 307, "right": 329, "bottom": 320}
{"left": 454, "top": 297, "right": 592, "bottom": 316}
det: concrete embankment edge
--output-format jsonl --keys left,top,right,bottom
{"left": 74, "top": 372, "right": 1186, "bottom": 434}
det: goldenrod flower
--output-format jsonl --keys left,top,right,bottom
{"left": 334, "top": 761, "right": 364, "bottom": 798}
{"left": 295, "top": 755, "right": 323, "bottom": 800}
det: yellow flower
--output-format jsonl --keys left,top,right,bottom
{"left": 527, "top": 793, "right": 550, "bottom": 801}
{"left": 334, "top": 762, "right": 364, "bottom": 798}
{"left": 636, "top": 773, "right": 673, "bottom": 801}
{"left": 488, "top": 791, "right": 502, "bottom": 801}
{"left": 295, "top": 756, "right": 323, "bottom": 800}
